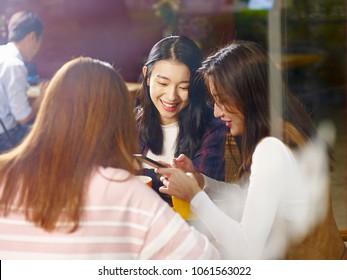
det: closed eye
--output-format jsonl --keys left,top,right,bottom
{"left": 157, "top": 82, "right": 168, "bottom": 86}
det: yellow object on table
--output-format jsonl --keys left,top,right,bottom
{"left": 172, "top": 196, "right": 195, "bottom": 220}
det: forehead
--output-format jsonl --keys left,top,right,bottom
{"left": 207, "top": 79, "right": 229, "bottom": 102}
{"left": 151, "top": 60, "right": 190, "bottom": 80}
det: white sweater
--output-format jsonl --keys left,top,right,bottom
{"left": 191, "top": 137, "right": 328, "bottom": 259}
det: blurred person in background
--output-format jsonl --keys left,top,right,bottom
{"left": 0, "top": 11, "right": 43, "bottom": 153}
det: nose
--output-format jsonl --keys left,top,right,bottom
{"left": 214, "top": 103, "right": 223, "bottom": 118}
{"left": 167, "top": 86, "right": 178, "bottom": 101}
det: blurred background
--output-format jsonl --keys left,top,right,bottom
{"left": 0, "top": 0, "right": 346, "bottom": 230}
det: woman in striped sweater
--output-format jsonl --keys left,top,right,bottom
{"left": 0, "top": 57, "right": 219, "bottom": 260}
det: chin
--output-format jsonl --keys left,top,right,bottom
{"left": 230, "top": 129, "right": 240, "bottom": 137}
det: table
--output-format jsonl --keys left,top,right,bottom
{"left": 27, "top": 85, "right": 41, "bottom": 98}
{"left": 126, "top": 82, "right": 141, "bottom": 95}
{"left": 28, "top": 82, "right": 142, "bottom": 99}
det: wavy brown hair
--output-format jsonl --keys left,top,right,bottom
{"left": 199, "top": 40, "right": 316, "bottom": 179}
{"left": 0, "top": 57, "right": 138, "bottom": 231}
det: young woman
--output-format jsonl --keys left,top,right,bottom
{"left": 157, "top": 40, "right": 346, "bottom": 259}
{"left": 136, "top": 35, "right": 227, "bottom": 201}
{"left": 0, "top": 57, "right": 219, "bottom": 260}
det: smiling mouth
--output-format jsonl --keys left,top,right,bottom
{"left": 161, "top": 100, "right": 179, "bottom": 111}
{"left": 223, "top": 120, "right": 232, "bottom": 128}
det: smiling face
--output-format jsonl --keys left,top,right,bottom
{"left": 146, "top": 59, "right": 190, "bottom": 125}
{"left": 209, "top": 80, "right": 245, "bottom": 137}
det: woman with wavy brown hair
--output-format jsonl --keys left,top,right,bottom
{"left": 157, "top": 40, "right": 345, "bottom": 259}
{"left": 0, "top": 57, "right": 219, "bottom": 260}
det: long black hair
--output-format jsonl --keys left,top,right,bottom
{"left": 136, "top": 35, "right": 214, "bottom": 158}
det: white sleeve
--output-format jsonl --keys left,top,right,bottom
{"left": 4, "top": 62, "right": 32, "bottom": 120}
{"left": 201, "top": 174, "right": 247, "bottom": 221}
{"left": 191, "top": 138, "right": 293, "bottom": 259}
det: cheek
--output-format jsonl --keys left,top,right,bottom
{"left": 35, "top": 41, "right": 41, "bottom": 52}
{"left": 237, "top": 115, "right": 245, "bottom": 132}
{"left": 149, "top": 90, "right": 157, "bottom": 105}
{"left": 148, "top": 82, "right": 160, "bottom": 99}
{"left": 213, "top": 103, "right": 222, "bottom": 116}
{"left": 181, "top": 98, "right": 189, "bottom": 111}
{"left": 179, "top": 91, "right": 189, "bottom": 105}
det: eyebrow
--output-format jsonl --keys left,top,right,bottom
{"left": 156, "top": 74, "right": 190, "bottom": 84}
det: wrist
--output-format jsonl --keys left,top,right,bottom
{"left": 188, "top": 187, "right": 202, "bottom": 202}
{"left": 193, "top": 172, "right": 204, "bottom": 189}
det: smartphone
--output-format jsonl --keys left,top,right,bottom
{"left": 133, "top": 154, "right": 167, "bottom": 168}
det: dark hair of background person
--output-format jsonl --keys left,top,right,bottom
{"left": 0, "top": 57, "right": 138, "bottom": 232}
{"left": 136, "top": 35, "right": 214, "bottom": 159}
{"left": 7, "top": 10, "right": 44, "bottom": 42}
{"left": 199, "top": 40, "right": 317, "bottom": 179}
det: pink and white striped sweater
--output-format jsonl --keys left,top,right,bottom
{"left": 0, "top": 167, "right": 219, "bottom": 259}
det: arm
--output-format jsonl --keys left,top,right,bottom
{"left": 159, "top": 138, "right": 292, "bottom": 259}
{"left": 139, "top": 194, "right": 220, "bottom": 260}
{"left": 4, "top": 63, "right": 34, "bottom": 125}
{"left": 193, "top": 138, "right": 292, "bottom": 259}
{"left": 202, "top": 175, "right": 247, "bottom": 221}
{"left": 89, "top": 168, "right": 220, "bottom": 260}
{"left": 158, "top": 168, "right": 247, "bottom": 223}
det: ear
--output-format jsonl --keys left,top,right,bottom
{"left": 142, "top": 66, "right": 147, "bottom": 77}
{"left": 142, "top": 66, "right": 150, "bottom": 86}
{"left": 27, "top": 31, "right": 37, "bottom": 42}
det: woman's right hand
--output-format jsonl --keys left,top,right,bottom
{"left": 157, "top": 168, "right": 202, "bottom": 202}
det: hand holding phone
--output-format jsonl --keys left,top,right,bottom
{"left": 133, "top": 154, "right": 167, "bottom": 168}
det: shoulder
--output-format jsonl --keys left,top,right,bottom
{"left": 253, "top": 137, "right": 294, "bottom": 165}
{"left": 90, "top": 166, "right": 146, "bottom": 192}
{"left": 0, "top": 57, "right": 25, "bottom": 69}
{"left": 256, "top": 136, "right": 289, "bottom": 150}
{"left": 0, "top": 54, "right": 26, "bottom": 77}
{"left": 0, "top": 44, "right": 24, "bottom": 65}
{"left": 88, "top": 166, "right": 163, "bottom": 207}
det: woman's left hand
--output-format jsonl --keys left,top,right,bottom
{"left": 157, "top": 168, "right": 202, "bottom": 202}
